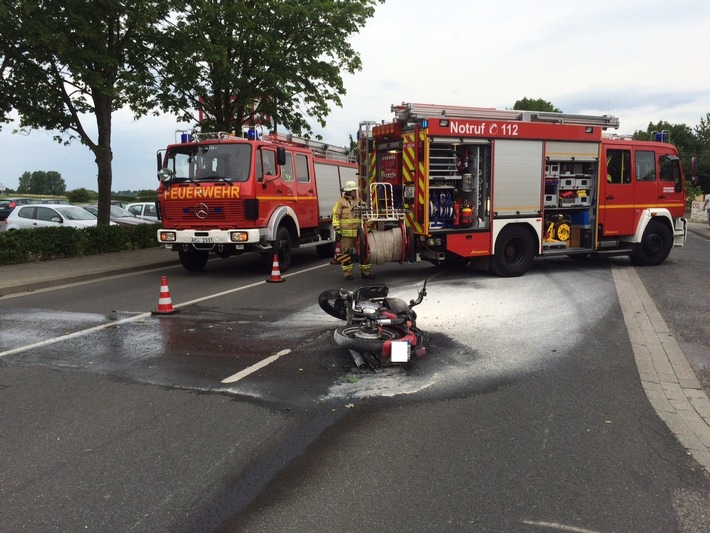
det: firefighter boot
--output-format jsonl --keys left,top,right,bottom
{"left": 339, "top": 253, "right": 354, "bottom": 281}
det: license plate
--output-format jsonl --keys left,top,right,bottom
{"left": 191, "top": 237, "right": 214, "bottom": 243}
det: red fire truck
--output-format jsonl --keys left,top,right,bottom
{"left": 156, "top": 130, "right": 356, "bottom": 272}
{"left": 353, "top": 102, "right": 688, "bottom": 276}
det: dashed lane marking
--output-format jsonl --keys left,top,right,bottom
{"left": 221, "top": 349, "right": 292, "bottom": 384}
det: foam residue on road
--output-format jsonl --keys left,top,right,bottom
{"left": 321, "top": 271, "right": 616, "bottom": 400}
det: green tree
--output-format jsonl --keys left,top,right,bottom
{"left": 513, "top": 98, "right": 562, "bottom": 113}
{"left": 693, "top": 113, "right": 710, "bottom": 192}
{"left": 157, "top": 0, "right": 382, "bottom": 135}
{"left": 16, "top": 170, "right": 66, "bottom": 195}
{"left": 632, "top": 120, "right": 703, "bottom": 191}
{"left": 0, "top": 0, "right": 172, "bottom": 224}
{"left": 67, "top": 188, "right": 93, "bottom": 204}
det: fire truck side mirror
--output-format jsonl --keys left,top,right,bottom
{"left": 691, "top": 156, "right": 698, "bottom": 181}
{"left": 277, "top": 147, "right": 286, "bottom": 166}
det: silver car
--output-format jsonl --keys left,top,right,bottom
{"left": 1, "top": 204, "right": 100, "bottom": 231}
{"left": 80, "top": 204, "right": 153, "bottom": 227}
{"left": 126, "top": 202, "right": 160, "bottom": 222}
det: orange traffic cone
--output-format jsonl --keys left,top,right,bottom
{"left": 330, "top": 241, "right": 341, "bottom": 264}
{"left": 266, "top": 253, "right": 285, "bottom": 283}
{"left": 151, "top": 275, "right": 180, "bottom": 315}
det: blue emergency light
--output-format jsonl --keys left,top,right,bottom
{"left": 248, "top": 128, "right": 257, "bottom": 140}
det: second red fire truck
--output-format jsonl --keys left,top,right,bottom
{"left": 156, "top": 130, "right": 356, "bottom": 272}
{"left": 352, "top": 102, "right": 687, "bottom": 276}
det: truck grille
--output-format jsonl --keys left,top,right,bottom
{"left": 162, "top": 200, "right": 245, "bottom": 227}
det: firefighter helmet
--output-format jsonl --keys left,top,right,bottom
{"left": 342, "top": 181, "right": 357, "bottom": 192}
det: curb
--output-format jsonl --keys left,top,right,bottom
{"left": 613, "top": 265, "right": 710, "bottom": 474}
{"left": 0, "top": 258, "right": 180, "bottom": 297}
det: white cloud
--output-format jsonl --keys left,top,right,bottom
{"left": 1, "top": 0, "right": 709, "bottom": 192}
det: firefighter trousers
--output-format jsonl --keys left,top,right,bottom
{"left": 336, "top": 236, "right": 372, "bottom": 278}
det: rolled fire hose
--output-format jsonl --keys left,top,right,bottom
{"left": 365, "top": 226, "right": 405, "bottom": 265}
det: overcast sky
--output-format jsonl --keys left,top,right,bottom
{"left": 1, "top": 0, "right": 708, "bottom": 193}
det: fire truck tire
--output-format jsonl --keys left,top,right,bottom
{"left": 178, "top": 249, "right": 209, "bottom": 271}
{"left": 631, "top": 220, "right": 673, "bottom": 266}
{"left": 273, "top": 226, "right": 292, "bottom": 272}
{"left": 490, "top": 225, "right": 535, "bottom": 277}
{"left": 333, "top": 325, "right": 407, "bottom": 353}
{"left": 318, "top": 289, "right": 348, "bottom": 320}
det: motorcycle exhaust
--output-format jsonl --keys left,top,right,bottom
{"left": 348, "top": 349, "right": 368, "bottom": 371}
{"left": 360, "top": 351, "right": 382, "bottom": 373}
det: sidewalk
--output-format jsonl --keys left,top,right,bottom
{"left": 0, "top": 246, "right": 180, "bottom": 297}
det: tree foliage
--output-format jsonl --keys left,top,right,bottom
{"left": 513, "top": 98, "right": 562, "bottom": 113}
{"left": 157, "top": 0, "right": 382, "bottom": 135}
{"left": 17, "top": 170, "right": 66, "bottom": 195}
{"left": 632, "top": 119, "right": 710, "bottom": 193}
{"left": 0, "top": 0, "right": 172, "bottom": 224}
{"left": 67, "top": 188, "right": 93, "bottom": 204}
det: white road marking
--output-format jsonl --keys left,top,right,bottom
{"left": 520, "top": 520, "right": 600, "bottom": 533}
{"left": 0, "top": 263, "right": 328, "bottom": 359}
{"left": 221, "top": 349, "right": 292, "bottom": 384}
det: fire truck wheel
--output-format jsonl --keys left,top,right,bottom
{"left": 333, "top": 325, "right": 407, "bottom": 354}
{"left": 274, "top": 226, "right": 292, "bottom": 272}
{"left": 178, "top": 249, "right": 209, "bottom": 271}
{"left": 490, "top": 225, "right": 535, "bottom": 277}
{"left": 631, "top": 220, "right": 673, "bottom": 266}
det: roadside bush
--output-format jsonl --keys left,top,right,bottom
{"left": 0, "top": 223, "right": 161, "bottom": 266}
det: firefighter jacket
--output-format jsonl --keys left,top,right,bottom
{"left": 332, "top": 196, "right": 360, "bottom": 238}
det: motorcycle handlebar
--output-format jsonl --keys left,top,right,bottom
{"left": 409, "top": 277, "right": 428, "bottom": 308}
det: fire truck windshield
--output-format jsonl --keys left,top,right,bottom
{"left": 166, "top": 143, "right": 252, "bottom": 182}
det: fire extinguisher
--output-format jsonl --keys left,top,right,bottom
{"left": 453, "top": 201, "right": 461, "bottom": 227}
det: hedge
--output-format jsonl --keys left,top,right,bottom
{"left": 0, "top": 223, "right": 161, "bottom": 266}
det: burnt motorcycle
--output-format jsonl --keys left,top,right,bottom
{"left": 318, "top": 279, "right": 428, "bottom": 371}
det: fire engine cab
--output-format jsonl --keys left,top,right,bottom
{"left": 355, "top": 102, "right": 688, "bottom": 276}
{"left": 156, "top": 130, "right": 356, "bottom": 272}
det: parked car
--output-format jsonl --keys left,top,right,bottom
{"left": 38, "top": 198, "right": 72, "bottom": 204}
{"left": 80, "top": 204, "right": 154, "bottom": 227}
{"left": 0, "top": 198, "right": 34, "bottom": 221}
{"left": 126, "top": 202, "right": 160, "bottom": 222}
{"left": 111, "top": 200, "right": 130, "bottom": 209}
{"left": 1, "top": 204, "right": 100, "bottom": 231}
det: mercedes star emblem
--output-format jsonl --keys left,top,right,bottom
{"left": 195, "top": 203, "right": 209, "bottom": 219}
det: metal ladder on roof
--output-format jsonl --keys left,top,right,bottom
{"left": 391, "top": 102, "right": 620, "bottom": 129}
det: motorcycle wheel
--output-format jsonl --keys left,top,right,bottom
{"left": 333, "top": 325, "right": 408, "bottom": 353}
{"left": 318, "top": 290, "right": 348, "bottom": 320}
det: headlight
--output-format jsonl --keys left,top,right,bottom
{"left": 159, "top": 231, "right": 176, "bottom": 242}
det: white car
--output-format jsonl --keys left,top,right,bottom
{"left": 1, "top": 204, "right": 100, "bottom": 231}
{"left": 126, "top": 202, "right": 160, "bottom": 222}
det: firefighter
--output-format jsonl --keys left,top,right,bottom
{"left": 332, "top": 181, "right": 374, "bottom": 280}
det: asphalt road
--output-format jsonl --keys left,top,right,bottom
{"left": 1, "top": 232, "right": 710, "bottom": 532}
